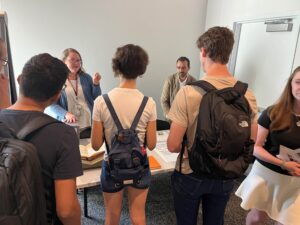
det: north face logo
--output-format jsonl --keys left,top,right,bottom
{"left": 239, "top": 121, "right": 249, "bottom": 128}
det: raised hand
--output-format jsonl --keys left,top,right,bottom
{"left": 93, "top": 72, "right": 101, "bottom": 85}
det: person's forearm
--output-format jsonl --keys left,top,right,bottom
{"left": 254, "top": 146, "right": 282, "bottom": 166}
{"left": 58, "top": 200, "right": 81, "bottom": 225}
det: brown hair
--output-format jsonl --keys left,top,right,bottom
{"left": 177, "top": 56, "right": 190, "bottom": 68}
{"left": 269, "top": 66, "right": 300, "bottom": 131}
{"left": 112, "top": 44, "right": 149, "bottom": 79}
{"left": 196, "top": 26, "right": 234, "bottom": 64}
{"left": 61, "top": 48, "right": 84, "bottom": 74}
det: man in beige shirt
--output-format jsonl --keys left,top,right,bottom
{"left": 167, "top": 27, "right": 258, "bottom": 225}
{"left": 160, "top": 56, "right": 196, "bottom": 120}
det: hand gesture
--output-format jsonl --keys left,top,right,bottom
{"left": 64, "top": 112, "right": 77, "bottom": 123}
{"left": 285, "top": 161, "right": 300, "bottom": 177}
{"left": 93, "top": 72, "right": 101, "bottom": 85}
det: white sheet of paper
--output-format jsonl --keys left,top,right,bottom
{"left": 154, "top": 142, "right": 179, "bottom": 163}
{"left": 157, "top": 130, "right": 169, "bottom": 143}
{"left": 277, "top": 145, "right": 300, "bottom": 163}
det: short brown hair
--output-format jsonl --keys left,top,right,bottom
{"left": 176, "top": 56, "right": 190, "bottom": 68}
{"left": 196, "top": 26, "right": 234, "bottom": 64}
{"left": 112, "top": 44, "right": 149, "bottom": 79}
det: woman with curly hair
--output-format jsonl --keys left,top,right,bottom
{"left": 91, "top": 44, "right": 157, "bottom": 225}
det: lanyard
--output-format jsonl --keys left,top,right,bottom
{"left": 67, "top": 76, "right": 78, "bottom": 97}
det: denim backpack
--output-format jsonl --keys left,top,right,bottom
{"left": 103, "top": 94, "right": 149, "bottom": 182}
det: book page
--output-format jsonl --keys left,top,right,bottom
{"left": 277, "top": 145, "right": 300, "bottom": 163}
{"left": 79, "top": 142, "right": 106, "bottom": 160}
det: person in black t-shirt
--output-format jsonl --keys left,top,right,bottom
{"left": 0, "top": 53, "right": 83, "bottom": 225}
{"left": 235, "top": 66, "right": 300, "bottom": 225}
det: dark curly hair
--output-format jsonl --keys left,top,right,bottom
{"left": 112, "top": 44, "right": 149, "bottom": 79}
{"left": 196, "top": 26, "right": 234, "bottom": 64}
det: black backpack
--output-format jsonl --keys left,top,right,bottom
{"left": 0, "top": 116, "right": 60, "bottom": 225}
{"left": 183, "top": 80, "right": 254, "bottom": 179}
{"left": 103, "top": 94, "right": 149, "bottom": 182}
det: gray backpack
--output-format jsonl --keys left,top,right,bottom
{"left": 0, "top": 116, "right": 59, "bottom": 225}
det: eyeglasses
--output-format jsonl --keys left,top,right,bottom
{"left": 1, "top": 58, "right": 8, "bottom": 66}
{"left": 66, "top": 58, "right": 81, "bottom": 64}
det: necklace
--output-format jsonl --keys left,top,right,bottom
{"left": 293, "top": 113, "right": 300, "bottom": 127}
{"left": 67, "top": 75, "right": 82, "bottom": 117}
{"left": 67, "top": 75, "right": 78, "bottom": 97}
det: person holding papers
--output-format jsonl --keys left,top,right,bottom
{"left": 91, "top": 44, "right": 157, "bottom": 225}
{"left": 236, "top": 66, "right": 300, "bottom": 225}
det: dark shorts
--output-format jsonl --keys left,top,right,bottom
{"left": 100, "top": 160, "right": 151, "bottom": 193}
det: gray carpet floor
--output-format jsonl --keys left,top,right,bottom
{"left": 78, "top": 172, "right": 274, "bottom": 225}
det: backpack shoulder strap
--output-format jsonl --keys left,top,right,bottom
{"left": 17, "top": 115, "right": 60, "bottom": 140}
{"left": 233, "top": 81, "right": 248, "bottom": 96}
{"left": 189, "top": 80, "right": 216, "bottom": 93}
{"left": 103, "top": 94, "right": 123, "bottom": 131}
{"left": 130, "top": 96, "right": 149, "bottom": 130}
{"left": 0, "top": 121, "right": 16, "bottom": 138}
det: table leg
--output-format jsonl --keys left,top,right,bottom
{"left": 83, "top": 188, "right": 88, "bottom": 217}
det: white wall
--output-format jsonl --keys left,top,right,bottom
{"left": 0, "top": 0, "right": 207, "bottom": 119}
{"left": 205, "top": 0, "right": 300, "bottom": 108}
{"left": 205, "top": 0, "right": 300, "bottom": 70}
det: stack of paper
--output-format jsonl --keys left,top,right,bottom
{"left": 277, "top": 145, "right": 300, "bottom": 163}
{"left": 155, "top": 130, "right": 179, "bottom": 163}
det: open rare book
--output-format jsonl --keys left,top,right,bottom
{"left": 79, "top": 142, "right": 105, "bottom": 161}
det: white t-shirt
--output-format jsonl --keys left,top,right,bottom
{"left": 179, "top": 77, "right": 187, "bottom": 88}
{"left": 93, "top": 88, "right": 157, "bottom": 157}
{"left": 66, "top": 79, "right": 91, "bottom": 129}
